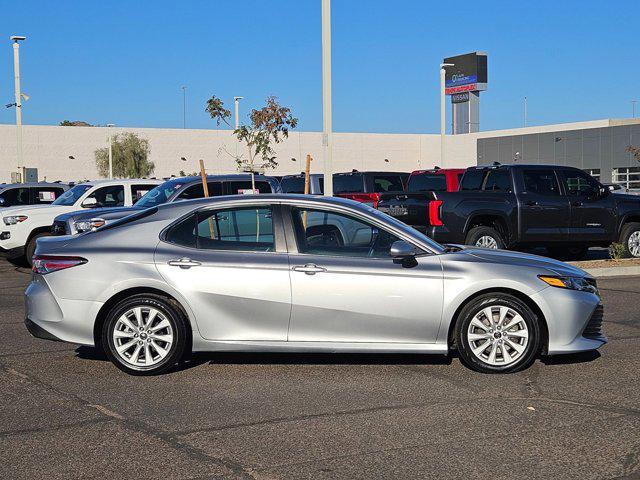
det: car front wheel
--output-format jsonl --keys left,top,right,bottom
{"left": 455, "top": 293, "right": 540, "bottom": 373}
{"left": 102, "top": 294, "right": 188, "bottom": 375}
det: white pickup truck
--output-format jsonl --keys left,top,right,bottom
{"left": 0, "top": 178, "right": 161, "bottom": 265}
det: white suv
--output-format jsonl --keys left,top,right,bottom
{"left": 0, "top": 178, "right": 161, "bottom": 265}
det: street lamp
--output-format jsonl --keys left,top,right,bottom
{"left": 11, "top": 35, "right": 27, "bottom": 172}
{"left": 233, "top": 96, "right": 243, "bottom": 129}
{"left": 181, "top": 86, "right": 187, "bottom": 128}
{"left": 440, "top": 63, "right": 454, "bottom": 165}
{"left": 322, "top": 0, "right": 333, "bottom": 196}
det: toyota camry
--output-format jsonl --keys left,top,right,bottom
{"left": 25, "top": 195, "right": 606, "bottom": 375}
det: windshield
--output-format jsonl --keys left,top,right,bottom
{"left": 136, "top": 181, "right": 184, "bottom": 208}
{"left": 52, "top": 184, "right": 93, "bottom": 206}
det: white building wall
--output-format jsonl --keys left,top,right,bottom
{"left": 0, "top": 119, "right": 632, "bottom": 183}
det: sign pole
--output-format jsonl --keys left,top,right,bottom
{"left": 199, "top": 159, "right": 215, "bottom": 239}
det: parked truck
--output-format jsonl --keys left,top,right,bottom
{"left": 378, "top": 164, "right": 640, "bottom": 259}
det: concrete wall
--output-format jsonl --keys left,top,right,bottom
{"left": 1, "top": 119, "right": 634, "bottom": 183}
{"left": 0, "top": 125, "right": 471, "bottom": 183}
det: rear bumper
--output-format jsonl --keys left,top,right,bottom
{"left": 24, "top": 276, "right": 102, "bottom": 346}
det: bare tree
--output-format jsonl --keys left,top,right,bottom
{"left": 627, "top": 145, "right": 640, "bottom": 163}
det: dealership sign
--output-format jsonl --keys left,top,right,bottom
{"left": 443, "top": 52, "right": 488, "bottom": 95}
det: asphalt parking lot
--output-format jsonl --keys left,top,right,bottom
{"left": 1, "top": 262, "right": 638, "bottom": 480}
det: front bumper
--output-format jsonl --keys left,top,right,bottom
{"left": 25, "top": 276, "right": 102, "bottom": 346}
{"left": 531, "top": 286, "right": 608, "bottom": 355}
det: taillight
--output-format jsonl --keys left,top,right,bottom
{"left": 32, "top": 255, "right": 87, "bottom": 274}
{"left": 338, "top": 193, "right": 381, "bottom": 208}
{"left": 428, "top": 200, "right": 443, "bottom": 226}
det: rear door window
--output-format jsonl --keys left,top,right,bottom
{"left": 522, "top": 170, "right": 560, "bottom": 196}
{"left": 31, "top": 187, "right": 64, "bottom": 204}
{"left": 0, "top": 187, "right": 30, "bottom": 206}
{"left": 460, "top": 169, "right": 486, "bottom": 191}
{"left": 86, "top": 185, "right": 125, "bottom": 207}
{"left": 483, "top": 169, "right": 511, "bottom": 192}
{"left": 131, "top": 184, "right": 154, "bottom": 203}
{"left": 226, "top": 181, "right": 272, "bottom": 194}
{"left": 280, "top": 177, "right": 305, "bottom": 193}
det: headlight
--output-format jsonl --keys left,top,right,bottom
{"left": 3, "top": 215, "right": 28, "bottom": 225}
{"left": 74, "top": 218, "right": 106, "bottom": 233}
{"left": 538, "top": 275, "right": 598, "bottom": 294}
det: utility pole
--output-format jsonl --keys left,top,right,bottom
{"left": 322, "top": 0, "right": 333, "bottom": 196}
{"left": 106, "top": 124, "right": 115, "bottom": 178}
{"left": 440, "top": 63, "right": 454, "bottom": 165}
{"left": 181, "top": 86, "right": 187, "bottom": 128}
{"left": 633, "top": 100, "right": 637, "bottom": 119}
{"left": 11, "top": 36, "right": 26, "bottom": 172}
{"left": 524, "top": 96, "right": 528, "bottom": 127}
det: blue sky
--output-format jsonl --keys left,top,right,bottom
{"left": 1, "top": 0, "right": 638, "bottom": 134}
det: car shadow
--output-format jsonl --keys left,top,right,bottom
{"left": 74, "top": 346, "right": 453, "bottom": 372}
{"left": 540, "top": 350, "right": 601, "bottom": 365}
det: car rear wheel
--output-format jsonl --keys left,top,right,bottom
{"left": 465, "top": 226, "right": 505, "bottom": 250}
{"left": 620, "top": 222, "right": 640, "bottom": 258}
{"left": 102, "top": 294, "right": 188, "bottom": 375}
{"left": 455, "top": 293, "right": 540, "bottom": 373}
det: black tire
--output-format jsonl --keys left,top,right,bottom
{"left": 102, "top": 294, "right": 188, "bottom": 376}
{"left": 455, "top": 293, "right": 540, "bottom": 374}
{"left": 619, "top": 222, "right": 640, "bottom": 258}
{"left": 547, "top": 245, "right": 588, "bottom": 261}
{"left": 465, "top": 226, "right": 505, "bottom": 250}
{"left": 25, "top": 232, "right": 51, "bottom": 267}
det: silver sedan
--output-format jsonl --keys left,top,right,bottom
{"left": 25, "top": 195, "right": 606, "bottom": 375}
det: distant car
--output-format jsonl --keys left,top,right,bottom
{"left": 26, "top": 195, "right": 606, "bottom": 375}
{"left": 52, "top": 174, "right": 282, "bottom": 236}
{"left": 334, "top": 170, "right": 409, "bottom": 208}
{"left": 0, "top": 178, "right": 161, "bottom": 265}
{"left": 0, "top": 182, "right": 69, "bottom": 208}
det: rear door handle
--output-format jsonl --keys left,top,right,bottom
{"left": 524, "top": 200, "right": 538, "bottom": 206}
{"left": 572, "top": 201, "right": 583, "bottom": 207}
{"left": 168, "top": 257, "right": 202, "bottom": 269}
{"left": 292, "top": 263, "right": 327, "bottom": 275}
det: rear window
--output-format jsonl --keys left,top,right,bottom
{"left": 407, "top": 174, "right": 447, "bottom": 192}
{"left": 459, "top": 170, "right": 486, "bottom": 191}
{"left": 227, "top": 181, "right": 272, "bottom": 194}
{"left": 280, "top": 176, "right": 305, "bottom": 194}
{"left": 372, "top": 175, "right": 404, "bottom": 193}
{"left": 483, "top": 169, "right": 511, "bottom": 192}
{"left": 333, "top": 175, "right": 363, "bottom": 194}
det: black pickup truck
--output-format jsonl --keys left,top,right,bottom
{"left": 378, "top": 164, "right": 640, "bottom": 259}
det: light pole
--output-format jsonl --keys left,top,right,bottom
{"left": 322, "top": 0, "right": 333, "bottom": 196}
{"left": 107, "top": 124, "right": 115, "bottom": 178}
{"left": 181, "top": 86, "right": 187, "bottom": 128}
{"left": 440, "top": 63, "right": 454, "bottom": 165}
{"left": 233, "top": 96, "right": 243, "bottom": 129}
{"left": 632, "top": 100, "right": 637, "bottom": 119}
{"left": 524, "top": 96, "right": 528, "bottom": 127}
{"left": 11, "top": 35, "right": 26, "bottom": 172}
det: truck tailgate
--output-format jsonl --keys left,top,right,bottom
{"left": 377, "top": 192, "right": 434, "bottom": 231}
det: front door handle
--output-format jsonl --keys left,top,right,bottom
{"left": 572, "top": 201, "right": 584, "bottom": 207}
{"left": 292, "top": 263, "right": 327, "bottom": 275}
{"left": 168, "top": 257, "right": 202, "bottom": 269}
{"left": 524, "top": 200, "right": 538, "bottom": 206}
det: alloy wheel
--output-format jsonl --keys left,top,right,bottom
{"left": 466, "top": 305, "right": 529, "bottom": 367}
{"left": 628, "top": 231, "right": 640, "bottom": 257}
{"left": 112, "top": 306, "right": 174, "bottom": 367}
{"left": 475, "top": 235, "right": 499, "bottom": 249}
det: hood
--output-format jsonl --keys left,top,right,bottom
{"left": 55, "top": 206, "right": 140, "bottom": 223}
{"left": 1, "top": 204, "right": 72, "bottom": 218}
{"left": 452, "top": 246, "right": 589, "bottom": 277}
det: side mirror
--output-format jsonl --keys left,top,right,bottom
{"left": 390, "top": 240, "right": 420, "bottom": 266}
{"left": 599, "top": 185, "right": 609, "bottom": 197}
{"left": 81, "top": 197, "right": 98, "bottom": 208}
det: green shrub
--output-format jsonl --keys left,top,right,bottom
{"left": 608, "top": 242, "right": 626, "bottom": 260}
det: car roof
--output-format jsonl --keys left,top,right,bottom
{"left": 162, "top": 174, "right": 279, "bottom": 183}
{"left": 75, "top": 178, "right": 163, "bottom": 186}
{"left": 0, "top": 182, "right": 69, "bottom": 189}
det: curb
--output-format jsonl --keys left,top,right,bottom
{"left": 579, "top": 266, "right": 640, "bottom": 278}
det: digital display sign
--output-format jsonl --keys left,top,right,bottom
{"left": 444, "top": 52, "right": 487, "bottom": 95}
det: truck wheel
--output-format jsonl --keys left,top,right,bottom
{"left": 465, "top": 226, "right": 505, "bottom": 250}
{"left": 25, "top": 232, "right": 50, "bottom": 267}
{"left": 547, "top": 245, "right": 588, "bottom": 261}
{"left": 620, "top": 222, "right": 640, "bottom": 258}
